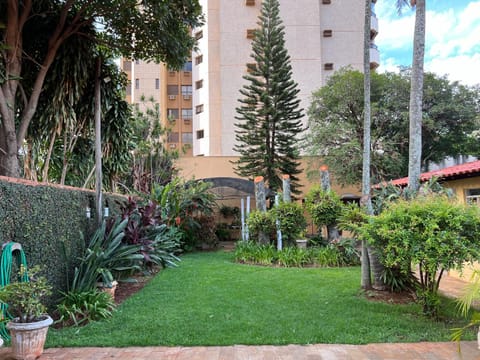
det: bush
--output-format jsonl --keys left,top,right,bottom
{"left": 119, "top": 198, "right": 181, "bottom": 269}
{"left": 246, "top": 210, "right": 276, "bottom": 244}
{"left": 0, "top": 178, "right": 126, "bottom": 306}
{"left": 271, "top": 201, "right": 307, "bottom": 246}
{"left": 71, "top": 219, "right": 143, "bottom": 292}
{"left": 56, "top": 289, "right": 115, "bottom": 327}
{"left": 305, "top": 186, "right": 344, "bottom": 240}
{"left": 360, "top": 195, "right": 480, "bottom": 317}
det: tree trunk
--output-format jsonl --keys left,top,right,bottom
{"left": 407, "top": 0, "right": 425, "bottom": 192}
{"left": 94, "top": 57, "right": 103, "bottom": 226}
{"left": 361, "top": 0, "right": 373, "bottom": 289}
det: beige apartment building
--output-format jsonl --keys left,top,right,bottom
{"left": 122, "top": 0, "right": 379, "bottom": 197}
{"left": 121, "top": 59, "right": 194, "bottom": 156}
{"left": 192, "top": 0, "right": 379, "bottom": 157}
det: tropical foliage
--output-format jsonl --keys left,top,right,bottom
{"left": 359, "top": 196, "right": 480, "bottom": 317}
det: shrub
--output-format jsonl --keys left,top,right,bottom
{"left": 71, "top": 219, "right": 143, "bottom": 292}
{"left": 271, "top": 202, "right": 307, "bottom": 246}
{"left": 246, "top": 210, "right": 276, "bottom": 244}
{"left": 360, "top": 195, "right": 480, "bottom": 317}
{"left": 305, "top": 186, "right": 344, "bottom": 240}
{"left": 56, "top": 290, "right": 115, "bottom": 327}
{"left": 119, "top": 197, "right": 181, "bottom": 269}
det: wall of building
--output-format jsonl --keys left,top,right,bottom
{"left": 175, "top": 155, "right": 361, "bottom": 200}
{"left": 192, "top": 0, "right": 369, "bottom": 157}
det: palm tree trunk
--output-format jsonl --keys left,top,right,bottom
{"left": 361, "top": 0, "right": 373, "bottom": 289}
{"left": 407, "top": 0, "right": 425, "bottom": 192}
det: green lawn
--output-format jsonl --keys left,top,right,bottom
{"left": 46, "top": 251, "right": 472, "bottom": 347}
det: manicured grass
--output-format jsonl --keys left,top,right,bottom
{"left": 46, "top": 251, "right": 472, "bottom": 347}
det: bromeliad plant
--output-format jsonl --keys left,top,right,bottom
{"left": 71, "top": 219, "right": 143, "bottom": 292}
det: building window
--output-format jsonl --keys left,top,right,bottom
{"left": 181, "top": 85, "right": 192, "bottom": 96}
{"left": 196, "top": 130, "right": 205, "bottom": 139}
{"left": 182, "top": 132, "right": 193, "bottom": 144}
{"left": 182, "top": 108, "right": 193, "bottom": 120}
{"left": 195, "top": 79, "right": 203, "bottom": 89}
{"left": 167, "top": 108, "right": 179, "bottom": 119}
{"left": 195, "top": 104, "right": 204, "bottom": 114}
{"left": 167, "top": 132, "right": 179, "bottom": 143}
{"left": 246, "top": 29, "right": 256, "bottom": 39}
{"left": 195, "top": 30, "right": 203, "bottom": 40}
{"left": 135, "top": 78, "right": 140, "bottom": 89}
{"left": 126, "top": 83, "right": 131, "bottom": 94}
{"left": 322, "top": 0, "right": 331, "bottom": 4}
{"left": 123, "top": 60, "right": 131, "bottom": 71}
{"left": 155, "top": 78, "right": 160, "bottom": 89}
{"left": 169, "top": 70, "right": 176, "bottom": 77}
{"left": 195, "top": 55, "right": 203, "bottom": 65}
{"left": 167, "top": 85, "right": 179, "bottom": 95}
{"left": 323, "top": 30, "right": 333, "bottom": 37}
{"left": 466, "top": 189, "right": 480, "bottom": 205}
{"left": 182, "top": 61, "right": 192, "bottom": 72}
{"left": 324, "top": 63, "right": 334, "bottom": 70}
{"left": 245, "top": 0, "right": 255, "bottom": 5}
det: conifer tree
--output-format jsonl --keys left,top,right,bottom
{"left": 233, "top": 0, "right": 304, "bottom": 195}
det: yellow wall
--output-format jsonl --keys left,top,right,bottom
{"left": 175, "top": 156, "right": 361, "bottom": 200}
{"left": 441, "top": 177, "right": 480, "bottom": 281}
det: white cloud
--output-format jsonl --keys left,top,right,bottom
{"left": 375, "top": 1, "right": 480, "bottom": 86}
{"left": 427, "top": 53, "right": 480, "bottom": 86}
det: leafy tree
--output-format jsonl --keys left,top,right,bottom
{"left": 305, "top": 69, "right": 480, "bottom": 186}
{"left": 304, "top": 186, "right": 344, "bottom": 242}
{"left": 360, "top": 196, "right": 480, "bottom": 317}
{"left": 233, "top": 0, "right": 304, "bottom": 196}
{"left": 0, "top": 0, "right": 203, "bottom": 178}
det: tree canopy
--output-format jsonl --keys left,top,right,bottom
{"left": 0, "top": 0, "right": 203, "bottom": 177}
{"left": 305, "top": 68, "right": 480, "bottom": 186}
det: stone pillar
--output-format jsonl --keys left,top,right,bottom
{"left": 282, "top": 174, "right": 291, "bottom": 203}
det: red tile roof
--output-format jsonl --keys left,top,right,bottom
{"left": 380, "top": 160, "right": 480, "bottom": 187}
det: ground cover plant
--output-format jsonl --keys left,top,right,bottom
{"left": 46, "top": 251, "right": 473, "bottom": 347}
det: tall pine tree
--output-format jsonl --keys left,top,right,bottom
{"left": 233, "top": 0, "right": 304, "bottom": 195}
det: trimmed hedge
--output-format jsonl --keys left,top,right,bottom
{"left": 0, "top": 177, "right": 126, "bottom": 306}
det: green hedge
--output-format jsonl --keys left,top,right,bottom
{"left": 0, "top": 178, "right": 126, "bottom": 307}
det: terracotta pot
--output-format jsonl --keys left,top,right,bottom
{"left": 96, "top": 280, "right": 118, "bottom": 300}
{"left": 7, "top": 315, "right": 53, "bottom": 360}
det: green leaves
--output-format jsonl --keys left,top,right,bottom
{"left": 360, "top": 195, "right": 480, "bottom": 316}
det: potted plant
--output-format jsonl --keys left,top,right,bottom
{"left": 0, "top": 265, "right": 53, "bottom": 360}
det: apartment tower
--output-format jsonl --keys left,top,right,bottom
{"left": 121, "top": 59, "right": 194, "bottom": 156}
{"left": 192, "top": 0, "right": 379, "bottom": 157}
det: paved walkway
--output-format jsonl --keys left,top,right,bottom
{"left": 0, "top": 273, "right": 478, "bottom": 359}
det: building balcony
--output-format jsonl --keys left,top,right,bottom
{"left": 370, "top": 44, "right": 380, "bottom": 69}
{"left": 371, "top": 15, "right": 378, "bottom": 38}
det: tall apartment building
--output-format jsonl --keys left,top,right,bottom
{"left": 121, "top": 59, "right": 194, "bottom": 156}
{"left": 192, "top": 0, "right": 379, "bottom": 157}
{"left": 122, "top": 0, "right": 379, "bottom": 160}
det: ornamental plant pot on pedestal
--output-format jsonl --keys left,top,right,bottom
{"left": 7, "top": 315, "right": 53, "bottom": 360}
{"left": 296, "top": 239, "right": 308, "bottom": 249}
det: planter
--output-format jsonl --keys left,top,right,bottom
{"left": 296, "top": 239, "right": 308, "bottom": 249}
{"left": 7, "top": 315, "right": 53, "bottom": 360}
{"left": 96, "top": 281, "right": 118, "bottom": 300}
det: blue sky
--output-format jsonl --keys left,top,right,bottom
{"left": 375, "top": 0, "right": 480, "bottom": 86}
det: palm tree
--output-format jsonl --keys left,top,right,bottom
{"left": 397, "top": 0, "right": 426, "bottom": 192}
{"left": 361, "top": 0, "right": 373, "bottom": 289}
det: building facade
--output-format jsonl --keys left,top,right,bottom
{"left": 121, "top": 59, "right": 194, "bottom": 156}
{"left": 192, "top": 0, "right": 379, "bottom": 157}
